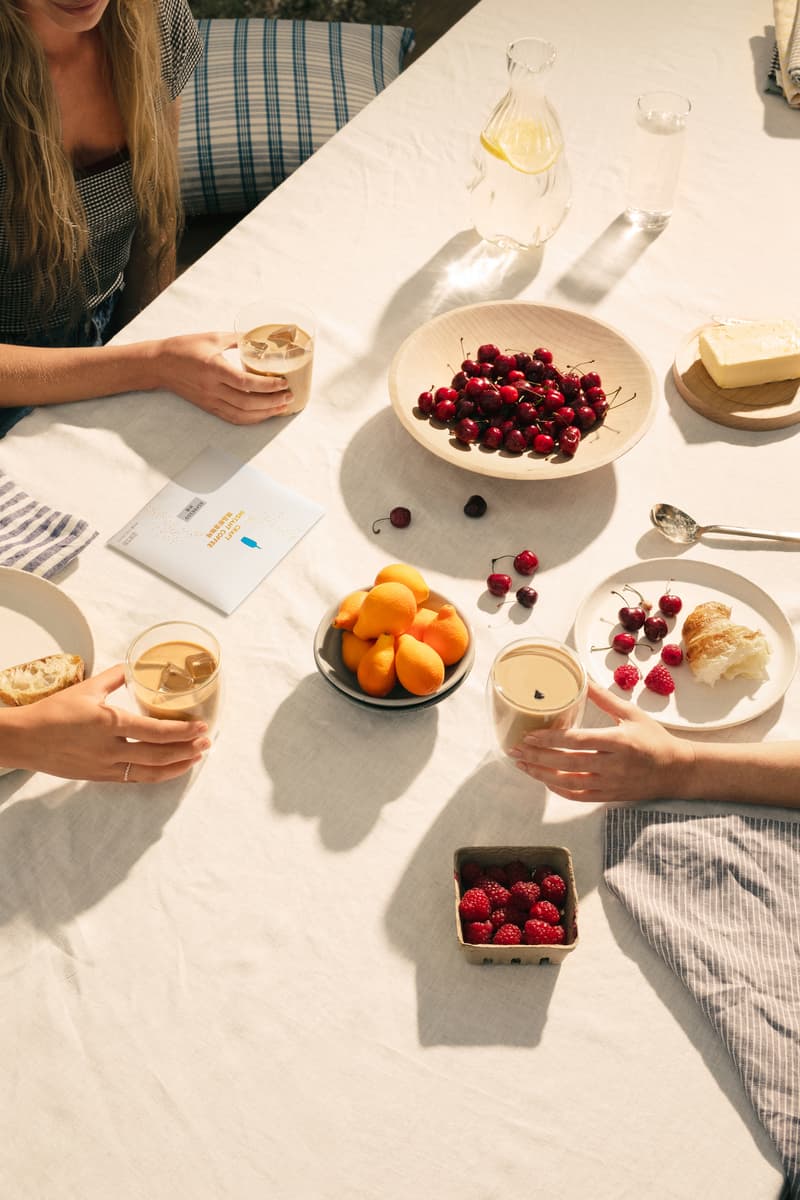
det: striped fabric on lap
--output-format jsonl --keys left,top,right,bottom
{"left": 0, "top": 472, "right": 98, "bottom": 579}
{"left": 605, "top": 807, "right": 800, "bottom": 1196}
{"left": 179, "top": 18, "right": 415, "bottom": 215}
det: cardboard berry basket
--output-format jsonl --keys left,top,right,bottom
{"left": 454, "top": 845, "right": 579, "bottom": 965}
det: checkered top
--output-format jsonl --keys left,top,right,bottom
{"left": 0, "top": 0, "right": 202, "bottom": 343}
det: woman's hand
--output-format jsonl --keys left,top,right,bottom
{"left": 509, "top": 680, "right": 695, "bottom": 803}
{"left": 156, "top": 331, "right": 293, "bottom": 424}
{"left": 6, "top": 665, "right": 210, "bottom": 783}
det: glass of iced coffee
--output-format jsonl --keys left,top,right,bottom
{"left": 125, "top": 621, "right": 222, "bottom": 733}
{"left": 488, "top": 637, "right": 587, "bottom": 758}
{"left": 235, "top": 300, "right": 316, "bottom": 414}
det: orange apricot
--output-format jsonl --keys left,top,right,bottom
{"left": 407, "top": 605, "right": 438, "bottom": 640}
{"left": 341, "top": 630, "right": 373, "bottom": 674}
{"left": 395, "top": 634, "right": 445, "bottom": 697}
{"left": 357, "top": 633, "right": 397, "bottom": 698}
{"left": 422, "top": 603, "right": 470, "bottom": 666}
{"left": 374, "top": 563, "right": 430, "bottom": 605}
{"left": 352, "top": 582, "right": 417, "bottom": 639}
{"left": 332, "top": 589, "right": 368, "bottom": 630}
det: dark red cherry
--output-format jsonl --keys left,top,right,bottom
{"left": 463, "top": 494, "right": 487, "bottom": 518}
{"left": 643, "top": 615, "right": 668, "bottom": 642}
{"left": 487, "top": 573, "right": 512, "bottom": 597}
{"left": 513, "top": 550, "right": 538, "bottom": 575}
{"left": 372, "top": 506, "right": 411, "bottom": 533}
{"left": 516, "top": 586, "right": 538, "bottom": 608}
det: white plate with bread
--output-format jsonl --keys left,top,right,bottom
{"left": 574, "top": 558, "right": 797, "bottom": 730}
{"left": 0, "top": 567, "right": 94, "bottom": 773}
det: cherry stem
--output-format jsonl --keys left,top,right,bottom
{"left": 610, "top": 390, "right": 637, "bottom": 410}
{"left": 371, "top": 518, "right": 388, "bottom": 533}
{"left": 491, "top": 555, "right": 514, "bottom": 569}
{"left": 565, "top": 359, "right": 595, "bottom": 372}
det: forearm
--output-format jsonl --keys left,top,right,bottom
{"left": 0, "top": 339, "right": 163, "bottom": 406}
{"left": 0, "top": 708, "right": 28, "bottom": 770}
{"left": 676, "top": 740, "right": 800, "bottom": 807}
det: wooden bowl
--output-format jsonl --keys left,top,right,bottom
{"left": 388, "top": 300, "right": 657, "bottom": 480}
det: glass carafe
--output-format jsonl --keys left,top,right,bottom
{"left": 469, "top": 38, "right": 571, "bottom": 250}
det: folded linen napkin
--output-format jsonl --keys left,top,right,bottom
{"left": 773, "top": 0, "right": 800, "bottom": 106}
{"left": 0, "top": 470, "right": 98, "bottom": 579}
{"left": 604, "top": 807, "right": 800, "bottom": 1197}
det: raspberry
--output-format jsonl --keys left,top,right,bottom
{"left": 504, "top": 904, "right": 531, "bottom": 928}
{"left": 509, "top": 880, "right": 541, "bottom": 907}
{"left": 660, "top": 643, "right": 683, "bottom": 667}
{"left": 458, "top": 888, "right": 491, "bottom": 921}
{"left": 530, "top": 900, "right": 561, "bottom": 925}
{"left": 460, "top": 860, "right": 483, "bottom": 885}
{"left": 489, "top": 907, "right": 511, "bottom": 929}
{"left": 524, "top": 919, "right": 566, "bottom": 946}
{"left": 539, "top": 874, "right": 567, "bottom": 905}
{"left": 464, "top": 921, "right": 493, "bottom": 944}
{"left": 486, "top": 865, "right": 509, "bottom": 885}
{"left": 532, "top": 864, "right": 557, "bottom": 886}
{"left": 493, "top": 923, "right": 522, "bottom": 945}
{"left": 613, "top": 663, "right": 640, "bottom": 691}
{"left": 480, "top": 880, "right": 511, "bottom": 910}
{"left": 503, "top": 860, "right": 530, "bottom": 886}
{"left": 644, "top": 664, "right": 675, "bottom": 695}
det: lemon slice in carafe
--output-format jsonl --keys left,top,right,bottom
{"left": 481, "top": 118, "right": 562, "bottom": 175}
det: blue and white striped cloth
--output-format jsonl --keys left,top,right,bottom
{"left": 605, "top": 807, "right": 800, "bottom": 1196}
{"left": 0, "top": 471, "right": 98, "bottom": 579}
{"left": 179, "top": 18, "right": 415, "bottom": 215}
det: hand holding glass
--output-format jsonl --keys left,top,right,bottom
{"left": 488, "top": 637, "right": 587, "bottom": 757}
{"left": 235, "top": 300, "right": 316, "bottom": 414}
{"left": 125, "top": 621, "right": 222, "bottom": 733}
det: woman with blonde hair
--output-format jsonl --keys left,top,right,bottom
{"left": 0, "top": 0, "right": 291, "bottom": 433}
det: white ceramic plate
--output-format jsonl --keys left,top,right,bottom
{"left": 314, "top": 589, "right": 474, "bottom": 712}
{"left": 0, "top": 568, "right": 95, "bottom": 772}
{"left": 388, "top": 300, "right": 657, "bottom": 480}
{"left": 574, "top": 558, "right": 797, "bottom": 731}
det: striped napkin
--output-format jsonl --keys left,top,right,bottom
{"left": 605, "top": 807, "right": 800, "bottom": 1196}
{"left": 770, "top": 0, "right": 800, "bottom": 106}
{"left": 0, "top": 470, "right": 98, "bottom": 579}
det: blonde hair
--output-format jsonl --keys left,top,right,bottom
{"left": 0, "top": 0, "right": 180, "bottom": 312}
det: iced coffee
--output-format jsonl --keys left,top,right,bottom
{"left": 488, "top": 638, "right": 587, "bottom": 756}
{"left": 126, "top": 622, "right": 221, "bottom": 730}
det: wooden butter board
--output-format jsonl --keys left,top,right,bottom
{"left": 673, "top": 326, "right": 800, "bottom": 430}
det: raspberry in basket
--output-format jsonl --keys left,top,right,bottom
{"left": 524, "top": 919, "right": 566, "bottom": 946}
{"left": 539, "top": 874, "right": 567, "bottom": 905}
{"left": 464, "top": 921, "right": 493, "bottom": 944}
{"left": 509, "top": 880, "right": 541, "bottom": 907}
{"left": 529, "top": 900, "right": 561, "bottom": 925}
{"left": 480, "top": 880, "right": 512, "bottom": 910}
{"left": 458, "top": 888, "right": 491, "bottom": 921}
{"left": 493, "top": 923, "right": 522, "bottom": 945}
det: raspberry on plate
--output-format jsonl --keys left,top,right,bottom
{"left": 458, "top": 888, "right": 491, "bottom": 921}
{"left": 493, "top": 923, "right": 522, "bottom": 945}
{"left": 509, "top": 880, "right": 541, "bottom": 907}
{"left": 529, "top": 899, "right": 561, "bottom": 925}
{"left": 464, "top": 920, "right": 494, "bottom": 944}
{"left": 539, "top": 874, "right": 567, "bottom": 905}
{"left": 613, "top": 663, "right": 640, "bottom": 691}
{"left": 524, "top": 919, "right": 566, "bottom": 946}
{"left": 644, "top": 664, "right": 676, "bottom": 695}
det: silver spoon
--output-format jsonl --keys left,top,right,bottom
{"left": 650, "top": 502, "right": 800, "bottom": 546}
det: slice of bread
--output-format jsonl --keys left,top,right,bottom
{"left": 0, "top": 653, "right": 85, "bottom": 706}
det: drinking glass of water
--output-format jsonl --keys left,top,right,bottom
{"left": 625, "top": 91, "right": 691, "bottom": 231}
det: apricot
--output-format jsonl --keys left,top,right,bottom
{"left": 407, "top": 605, "right": 438, "bottom": 641}
{"left": 341, "top": 630, "right": 373, "bottom": 673}
{"left": 374, "top": 563, "right": 430, "bottom": 605}
{"left": 395, "top": 634, "right": 445, "bottom": 697}
{"left": 332, "top": 589, "right": 368, "bottom": 630}
{"left": 352, "top": 582, "right": 417, "bottom": 639}
{"left": 357, "top": 633, "right": 397, "bottom": 697}
{"left": 422, "top": 603, "right": 470, "bottom": 666}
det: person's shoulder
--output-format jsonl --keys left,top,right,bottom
{"left": 157, "top": 0, "right": 203, "bottom": 101}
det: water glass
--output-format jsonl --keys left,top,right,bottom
{"left": 625, "top": 91, "right": 691, "bottom": 231}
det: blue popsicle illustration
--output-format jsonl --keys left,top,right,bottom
{"left": 241, "top": 536, "right": 261, "bottom": 549}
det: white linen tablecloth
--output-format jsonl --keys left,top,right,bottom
{"left": 2, "top": 1, "right": 799, "bottom": 1196}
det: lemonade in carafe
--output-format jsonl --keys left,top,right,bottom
{"left": 469, "top": 38, "right": 571, "bottom": 250}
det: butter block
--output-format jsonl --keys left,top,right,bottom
{"left": 698, "top": 320, "right": 800, "bottom": 389}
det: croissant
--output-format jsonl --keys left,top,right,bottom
{"left": 682, "top": 601, "right": 770, "bottom": 686}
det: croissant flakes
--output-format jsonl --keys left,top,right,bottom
{"left": 682, "top": 601, "right": 770, "bottom": 687}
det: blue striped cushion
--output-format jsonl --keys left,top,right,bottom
{"left": 179, "top": 18, "right": 415, "bottom": 215}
